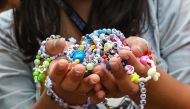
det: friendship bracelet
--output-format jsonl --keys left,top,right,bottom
{"left": 45, "top": 76, "right": 89, "bottom": 109}
{"left": 33, "top": 28, "right": 160, "bottom": 109}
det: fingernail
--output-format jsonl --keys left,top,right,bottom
{"left": 124, "top": 55, "right": 129, "bottom": 60}
{"left": 96, "top": 72, "right": 103, "bottom": 79}
{"left": 90, "top": 79, "right": 98, "bottom": 84}
{"left": 73, "top": 66, "right": 84, "bottom": 76}
{"left": 59, "top": 38, "right": 65, "bottom": 43}
{"left": 97, "top": 92, "right": 104, "bottom": 99}
{"left": 56, "top": 38, "right": 65, "bottom": 49}
{"left": 109, "top": 62, "right": 116, "bottom": 72}
{"left": 118, "top": 50, "right": 129, "bottom": 60}
{"left": 135, "top": 46, "right": 143, "bottom": 55}
{"left": 58, "top": 61, "right": 67, "bottom": 70}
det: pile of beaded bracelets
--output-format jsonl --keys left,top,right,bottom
{"left": 33, "top": 28, "right": 160, "bottom": 109}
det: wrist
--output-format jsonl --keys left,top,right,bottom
{"left": 33, "top": 90, "right": 65, "bottom": 109}
{"left": 45, "top": 76, "right": 90, "bottom": 109}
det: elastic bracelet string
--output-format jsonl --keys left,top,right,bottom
{"left": 33, "top": 28, "right": 160, "bottom": 109}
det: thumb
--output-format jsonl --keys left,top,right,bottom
{"left": 126, "top": 36, "right": 149, "bottom": 57}
{"left": 45, "top": 38, "right": 66, "bottom": 55}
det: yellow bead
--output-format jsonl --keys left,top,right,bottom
{"left": 79, "top": 45, "right": 85, "bottom": 50}
{"left": 130, "top": 73, "right": 140, "bottom": 83}
{"left": 90, "top": 45, "right": 96, "bottom": 49}
{"left": 75, "top": 59, "right": 80, "bottom": 64}
{"left": 104, "top": 42, "right": 112, "bottom": 52}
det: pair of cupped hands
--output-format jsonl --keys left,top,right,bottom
{"left": 45, "top": 36, "right": 151, "bottom": 105}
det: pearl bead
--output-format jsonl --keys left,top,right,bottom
{"left": 86, "top": 63, "right": 94, "bottom": 71}
{"left": 34, "top": 59, "right": 40, "bottom": 65}
{"left": 43, "top": 61, "right": 50, "bottom": 68}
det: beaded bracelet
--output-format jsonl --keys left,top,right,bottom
{"left": 45, "top": 76, "right": 89, "bottom": 109}
{"left": 33, "top": 28, "right": 160, "bottom": 109}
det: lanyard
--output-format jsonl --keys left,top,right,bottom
{"left": 57, "top": 0, "right": 94, "bottom": 35}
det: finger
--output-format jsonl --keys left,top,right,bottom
{"left": 45, "top": 38, "right": 66, "bottom": 55}
{"left": 90, "top": 90, "right": 106, "bottom": 104}
{"left": 94, "top": 83, "right": 102, "bottom": 92}
{"left": 126, "top": 36, "right": 149, "bottom": 57}
{"left": 49, "top": 59, "right": 69, "bottom": 85}
{"left": 61, "top": 64, "right": 85, "bottom": 92}
{"left": 109, "top": 57, "right": 139, "bottom": 95}
{"left": 119, "top": 50, "right": 148, "bottom": 76}
{"left": 77, "top": 74, "right": 100, "bottom": 94}
{"left": 93, "top": 65, "right": 117, "bottom": 92}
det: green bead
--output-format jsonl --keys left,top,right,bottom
{"left": 43, "top": 61, "right": 49, "bottom": 68}
{"left": 34, "top": 59, "right": 40, "bottom": 65}
{"left": 78, "top": 48, "right": 84, "bottom": 51}
{"left": 34, "top": 76, "right": 38, "bottom": 82}
{"left": 100, "top": 51, "right": 104, "bottom": 56}
{"left": 86, "top": 63, "right": 94, "bottom": 71}
{"left": 46, "top": 58, "right": 52, "bottom": 62}
{"left": 33, "top": 70, "right": 40, "bottom": 76}
{"left": 36, "top": 55, "right": 41, "bottom": 59}
{"left": 38, "top": 73, "right": 46, "bottom": 82}
{"left": 56, "top": 35, "right": 61, "bottom": 39}
{"left": 39, "top": 66, "right": 44, "bottom": 72}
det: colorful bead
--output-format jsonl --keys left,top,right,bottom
{"left": 104, "top": 42, "right": 112, "bottom": 52}
{"left": 46, "top": 58, "right": 52, "bottom": 62}
{"left": 43, "top": 61, "right": 50, "bottom": 68}
{"left": 79, "top": 45, "right": 85, "bottom": 50}
{"left": 72, "top": 50, "right": 85, "bottom": 62}
{"left": 34, "top": 59, "right": 40, "bottom": 65}
{"left": 36, "top": 55, "right": 41, "bottom": 59}
{"left": 125, "top": 65, "right": 134, "bottom": 74}
{"left": 75, "top": 59, "right": 80, "bottom": 64}
{"left": 147, "top": 67, "right": 160, "bottom": 81}
{"left": 38, "top": 73, "right": 46, "bottom": 82}
{"left": 130, "top": 73, "right": 140, "bottom": 83}
{"left": 90, "top": 45, "right": 96, "bottom": 49}
{"left": 33, "top": 70, "right": 40, "bottom": 76}
{"left": 140, "top": 56, "right": 149, "bottom": 65}
{"left": 86, "top": 63, "right": 94, "bottom": 71}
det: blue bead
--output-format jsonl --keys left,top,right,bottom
{"left": 89, "top": 34, "right": 93, "bottom": 38}
{"left": 97, "top": 29, "right": 105, "bottom": 34}
{"left": 86, "top": 34, "right": 91, "bottom": 39}
{"left": 72, "top": 50, "right": 85, "bottom": 62}
{"left": 106, "top": 29, "right": 112, "bottom": 34}
{"left": 69, "top": 52, "right": 74, "bottom": 58}
{"left": 102, "top": 29, "right": 107, "bottom": 33}
{"left": 100, "top": 51, "right": 104, "bottom": 56}
{"left": 82, "top": 42, "right": 88, "bottom": 47}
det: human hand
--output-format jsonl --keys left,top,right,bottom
{"left": 93, "top": 36, "right": 151, "bottom": 98}
{"left": 45, "top": 38, "right": 105, "bottom": 105}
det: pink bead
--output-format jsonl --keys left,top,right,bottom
{"left": 140, "top": 56, "right": 148, "bottom": 65}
